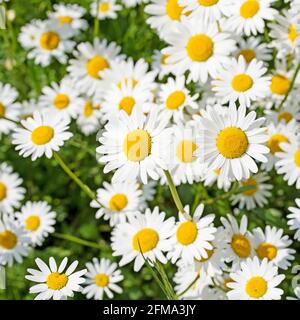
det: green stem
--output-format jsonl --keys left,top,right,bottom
{"left": 164, "top": 170, "right": 185, "bottom": 214}
{"left": 93, "top": 0, "right": 100, "bottom": 38}
{"left": 177, "top": 272, "right": 200, "bottom": 298}
{"left": 203, "top": 182, "right": 239, "bottom": 205}
{"left": 277, "top": 63, "right": 300, "bottom": 111}
{"left": 52, "top": 232, "right": 105, "bottom": 250}
{"left": 155, "top": 262, "right": 178, "bottom": 300}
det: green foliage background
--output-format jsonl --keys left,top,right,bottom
{"left": 0, "top": 0, "right": 299, "bottom": 300}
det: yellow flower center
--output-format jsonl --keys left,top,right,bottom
{"left": 0, "top": 102, "right": 5, "bottom": 118}
{"left": 46, "top": 272, "right": 68, "bottom": 290}
{"left": 119, "top": 96, "right": 136, "bottom": 115}
{"left": 288, "top": 24, "right": 299, "bottom": 43}
{"left": 86, "top": 55, "right": 109, "bottom": 79}
{"left": 95, "top": 273, "right": 109, "bottom": 287}
{"left": 216, "top": 127, "right": 249, "bottom": 159}
{"left": 176, "top": 140, "right": 197, "bottom": 163}
{"left": 267, "top": 134, "right": 289, "bottom": 154}
{"left": 25, "top": 215, "right": 41, "bottom": 231}
{"left": 231, "top": 74, "right": 253, "bottom": 92}
{"left": 186, "top": 34, "right": 214, "bottom": 62}
{"left": 270, "top": 75, "right": 290, "bottom": 95}
{"left": 240, "top": 0, "right": 260, "bottom": 19}
{"left": 123, "top": 129, "right": 152, "bottom": 162}
{"left": 176, "top": 221, "right": 198, "bottom": 245}
{"left": 0, "top": 182, "right": 7, "bottom": 201}
{"left": 294, "top": 149, "right": 300, "bottom": 167}
{"left": 238, "top": 49, "right": 256, "bottom": 63}
{"left": 198, "top": 248, "right": 214, "bottom": 262}
{"left": 132, "top": 228, "right": 159, "bottom": 253}
{"left": 198, "top": 0, "right": 219, "bottom": 6}
{"left": 166, "top": 0, "right": 184, "bottom": 20}
{"left": 31, "top": 126, "right": 54, "bottom": 145}
{"left": 40, "top": 31, "right": 60, "bottom": 51}
{"left": 241, "top": 177, "right": 257, "bottom": 196}
{"left": 99, "top": 3, "right": 110, "bottom": 12}
{"left": 0, "top": 230, "right": 17, "bottom": 250}
{"left": 277, "top": 112, "right": 293, "bottom": 123}
{"left": 58, "top": 16, "right": 73, "bottom": 25}
{"left": 214, "top": 168, "right": 221, "bottom": 175}
{"left": 53, "top": 94, "right": 70, "bottom": 110}
{"left": 84, "top": 101, "right": 94, "bottom": 118}
{"left": 161, "top": 54, "right": 169, "bottom": 65}
{"left": 256, "top": 242, "right": 277, "bottom": 261}
{"left": 231, "top": 234, "right": 251, "bottom": 258}
{"left": 109, "top": 193, "right": 128, "bottom": 211}
{"left": 246, "top": 276, "right": 268, "bottom": 298}
{"left": 166, "top": 91, "right": 186, "bottom": 110}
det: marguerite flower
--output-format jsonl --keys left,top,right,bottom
{"left": 152, "top": 49, "right": 172, "bottom": 80}
{"left": 202, "top": 167, "right": 232, "bottom": 191}
{"left": 111, "top": 207, "right": 175, "bottom": 271}
{"left": 82, "top": 258, "right": 123, "bottom": 300}
{"left": 12, "top": 110, "right": 73, "bottom": 161}
{"left": 288, "top": 198, "right": 300, "bottom": 241}
{"left": 26, "top": 257, "right": 87, "bottom": 300}
{"left": 90, "top": 0, "right": 121, "bottom": 20}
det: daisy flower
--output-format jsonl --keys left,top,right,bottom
{"left": 221, "top": 215, "right": 254, "bottom": 268}
{"left": 18, "top": 19, "right": 74, "bottom": 67}
{"left": 90, "top": 0, "right": 121, "bottom": 20}
{"left": 12, "top": 110, "right": 73, "bottom": 161}
{"left": 111, "top": 207, "right": 175, "bottom": 272}
{"left": 26, "top": 257, "right": 87, "bottom": 300}
{"left": 0, "top": 163, "right": 25, "bottom": 215}
{"left": 288, "top": 198, "right": 300, "bottom": 241}
{"left": 152, "top": 49, "right": 172, "bottom": 80}
{"left": 123, "top": 0, "right": 145, "bottom": 7}
{"left": 67, "top": 39, "right": 123, "bottom": 96}
{"left": 162, "top": 17, "right": 236, "bottom": 83}
{"left": 230, "top": 173, "right": 272, "bottom": 210}
{"left": 276, "top": 141, "right": 300, "bottom": 189}
{"left": 90, "top": 181, "right": 144, "bottom": 226}
{"left": 198, "top": 104, "right": 269, "bottom": 182}
{"left": 97, "top": 108, "right": 171, "bottom": 184}
{"left": 251, "top": 226, "right": 295, "bottom": 270}
{"left": 167, "top": 204, "right": 216, "bottom": 265}
{"left": 227, "top": 256, "right": 285, "bottom": 300}
{"left": 17, "top": 99, "right": 39, "bottom": 120}
{"left": 224, "top": 0, "right": 276, "bottom": 36}
{"left": 212, "top": 56, "right": 270, "bottom": 108}
{"left": 0, "top": 215, "right": 30, "bottom": 266}
{"left": 16, "top": 201, "right": 56, "bottom": 247}
{"left": 202, "top": 167, "right": 232, "bottom": 191}
{"left": 82, "top": 258, "right": 123, "bottom": 300}
{"left": 0, "top": 82, "right": 20, "bottom": 135}
{"left": 39, "top": 77, "right": 84, "bottom": 120}
{"left": 157, "top": 76, "right": 198, "bottom": 122}
{"left": 47, "top": 3, "right": 88, "bottom": 36}
{"left": 265, "top": 100, "right": 300, "bottom": 126}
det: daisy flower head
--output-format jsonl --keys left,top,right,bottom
{"left": 90, "top": 181, "right": 144, "bottom": 226}
{"left": 152, "top": 49, "right": 173, "bottom": 80}
{"left": 16, "top": 201, "right": 56, "bottom": 247}
{"left": 202, "top": 168, "right": 232, "bottom": 191}
{"left": 123, "top": 0, "right": 145, "bottom": 7}
{"left": 0, "top": 82, "right": 20, "bottom": 135}
{"left": 97, "top": 107, "right": 171, "bottom": 184}
{"left": 47, "top": 3, "right": 88, "bottom": 36}
{"left": 230, "top": 173, "right": 272, "bottom": 210}
{"left": 198, "top": 103, "right": 269, "bottom": 182}
{"left": 17, "top": 99, "right": 39, "bottom": 121}
{"left": 251, "top": 226, "right": 295, "bottom": 270}
{"left": 224, "top": 0, "right": 276, "bottom": 36}
{"left": 82, "top": 258, "right": 123, "bottom": 300}
{"left": 157, "top": 76, "right": 199, "bottom": 123}
{"left": 221, "top": 214, "right": 254, "bottom": 268}
{"left": 167, "top": 204, "right": 216, "bottom": 265}
{"left": 19, "top": 19, "right": 74, "bottom": 67}
{"left": 288, "top": 198, "right": 300, "bottom": 241}
{"left": 67, "top": 39, "right": 123, "bottom": 96}
{"left": 0, "top": 163, "right": 25, "bottom": 215}
{"left": 276, "top": 141, "right": 300, "bottom": 189}
{"left": 0, "top": 215, "right": 30, "bottom": 266}
{"left": 12, "top": 110, "right": 73, "bottom": 161}
{"left": 162, "top": 17, "right": 236, "bottom": 83}
{"left": 212, "top": 56, "right": 270, "bottom": 108}
{"left": 39, "top": 77, "right": 84, "bottom": 121}
{"left": 227, "top": 256, "right": 285, "bottom": 300}
{"left": 111, "top": 207, "right": 175, "bottom": 272}
{"left": 91, "top": 0, "right": 121, "bottom": 20}
{"left": 26, "top": 257, "right": 87, "bottom": 300}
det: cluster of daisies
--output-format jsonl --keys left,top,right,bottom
{"left": 1, "top": 0, "right": 300, "bottom": 300}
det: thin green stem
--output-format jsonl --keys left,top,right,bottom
{"left": 277, "top": 62, "right": 300, "bottom": 111}
{"left": 52, "top": 232, "right": 105, "bottom": 250}
{"left": 155, "top": 262, "right": 178, "bottom": 300}
{"left": 2, "top": 116, "right": 20, "bottom": 125}
{"left": 93, "top": 0, "right": 100, "bottom": 38}
{"left": 177, "top": 272, "right": 200, "bottom": 298}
